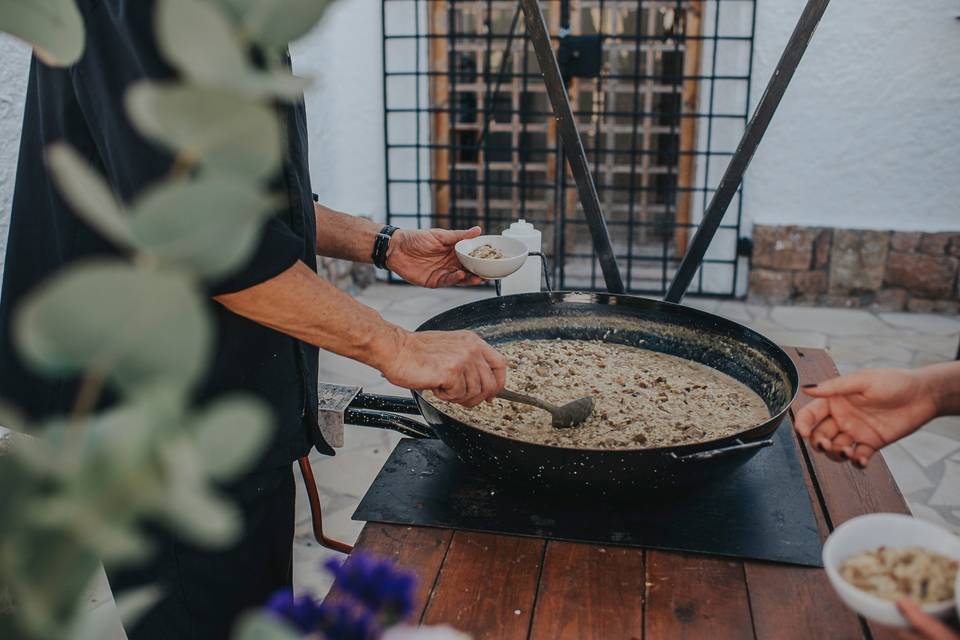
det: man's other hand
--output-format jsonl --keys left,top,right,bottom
{"left": 376, "top": 329, "right": 507, "bottom": 407}
{"left": 386, "top": 227, "right": 485, "bottom": 288}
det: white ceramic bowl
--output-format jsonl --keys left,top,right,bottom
{"left": 822, "top": 513, "right": 960, "bottom": 627}
{"left": 455, "top": 235, "right": 529, "bottom": 280}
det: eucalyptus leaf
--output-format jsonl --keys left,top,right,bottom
{"left": 0, "top": 0, "right": 85, "bottom": 66}
{"left": 46, "top": 143, "right": 133, "bottom": 248}
{"left": 217, "top": 0, "right": 335, "bottom": 48}
{"left": 13, "top": 261, "right": 212, "bottom": 394}
{"left": 155, "top": 0, "right": 246, "bottom": 85}
{"left": 192, "top": 395, "right": 273, "bottom": 481}
{"left": 125, "top": 82, "right": 283, "bottom": 179}
{"left": 232, "top": 611, "right": 302, "bottom": 640}
{"left": 155, "top": 0, "right": 308, "bottom": 100}
{"left": 158, "top": 437, "right": 240, "bottom": 547}
{"left": 130, "top": 177, "right": 275, "bottom": 278}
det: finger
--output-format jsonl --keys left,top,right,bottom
{"left": 803, "top": 371, "right": 871, "bottom": 398}
{"left": 852, "top": 443, "right": 877, "bottom": 469}
{"left": 434, "top": 226, "right": 482, "bottom": 246}
{"left": 460, "top": 363, "right": 483, "bottom": 408}
{"left": 794, "top": 398, "right": 831, "bottom": 437}
{"left": 436, "top": 371, "right": 467, "bottom": 404}
{"left": 897, "top": 598, "right": 959, "bottom": 640}
{"left": 475, "top": 360, "right": 498, "bottom": 403}
{"left": 486, "top": 349, "right": 507, "bottom": 394}
{"left": 830, "top": 432, "right": 856, "bottom": 460}
{"left": 481, "top": 347, "right": 508, "bottom": 399}
{"left": 810, "top": 416, "right": 840, "bottom": 451}
{"left": 460, "top": 273, "right": 485, "bottom": 287}
{"left": 435, "top": 270, "right": 467, "bottom": 288}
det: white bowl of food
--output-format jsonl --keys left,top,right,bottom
{"left": 822, "top": 513, "right": 960, "bottom": 627}
{"left": 455, "top": 235, "right": 529, "bottom": 280}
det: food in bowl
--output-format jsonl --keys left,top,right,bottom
{"left": 468, "top": 244, "right": 505, "bottom": 260}
{"left": 839, "top": 546, "right": 958, "bottom": 604}
{"left": 428, "top": 339, "right": 769, "bottom": 449}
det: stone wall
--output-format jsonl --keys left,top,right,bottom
{"left": 748, "top": 225, "right": 960, "bottom": 313}
{"left": 318, "top": 256, "right": 375, "bottom": 294}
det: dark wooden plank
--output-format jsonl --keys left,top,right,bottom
{"left": 331, "top": 523, "right": 452, "bottom": 621}
{"left": 786, "top": 347, "right": 910, "bottom": 526}
{"left": 644, "top": 551, "right": 753, "bottom": 640}
{"left": 529, "top": 542, "right": 644, "bottom": 640}
{"left": 423, "top": 532, "right": 545, "bottom": 639}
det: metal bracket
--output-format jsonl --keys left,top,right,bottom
{"left": 317, "top": 382, "right": 362, "bottom": 448}
{"left": 669, "top": 438, "right": 774, "bottom": 462}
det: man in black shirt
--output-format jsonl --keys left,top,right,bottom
{"left": 0, "top": 1, "right": 506, "bottom": 638}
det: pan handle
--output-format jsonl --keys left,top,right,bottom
{"left": 344, "top": 408, "right": 437, "bottom": 440}
{"left": 669, "top": 438, "right": 773, "bottom": 462}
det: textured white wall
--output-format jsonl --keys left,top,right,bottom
{"left": 293, "top": 0, "right": 387, "bottom": 223}
{"left": 744, "top": 0, "right": 960, "bottom": 233}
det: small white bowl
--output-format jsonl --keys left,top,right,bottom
{"left": 822, "top": 513, "right": 960, "bottom": 627}
{"left": 455, "top": 235, "right": 529, "bottom": 280}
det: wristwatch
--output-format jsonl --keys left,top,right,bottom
{"left": 372, "top": 225, "right": 399, "bottom": 270}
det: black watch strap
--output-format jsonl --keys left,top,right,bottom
{"left": 372, "top": 225, "right": 399, "bottom": 270}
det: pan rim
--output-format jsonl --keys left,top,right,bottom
{"left": 413, "top": 290, "right": 799, "bottom": 455}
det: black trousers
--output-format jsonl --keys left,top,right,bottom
{"left": 107, "top": 465, "right": 297, "bottom": 640}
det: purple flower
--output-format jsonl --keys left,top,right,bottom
{"left": 324, "top": 553, "right": 417, "bottom": 621}
{"left": 315, "top": 601, "right": 380, "bottom": 640}
{"left": 264, "top": 589, "right": 325, "bottom": 634}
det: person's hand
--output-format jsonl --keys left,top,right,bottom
{"left": 375, "top": 329, "right": 506, "bottom": 407}
{"left": 386, "top": 227, "right": 485, "bottom": 288}
{"left": 897, "top": 598, "right": 960, "bottom": 640}
{"left": 793, "top": 368, "right": 939, "bottom": 467}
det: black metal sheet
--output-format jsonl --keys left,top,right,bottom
{"left": 353, "top": 418, "right": 822, "bottom": 567}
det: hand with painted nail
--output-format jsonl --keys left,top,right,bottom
{"left": 793, "top": 362, "right": 960, "bottom": 467}
{"left": 896, "top": 598, "right": 960, "bottom": 640}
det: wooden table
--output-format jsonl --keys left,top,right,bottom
{"left": 335, "top": 348, "right": 910, "bottom": 639}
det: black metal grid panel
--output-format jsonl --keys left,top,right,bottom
{"left": 382, "top": 0, "right": 756, "bottom": 295}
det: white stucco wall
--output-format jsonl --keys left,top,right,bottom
{"left": 293, "top": 0, "right": 387, "bottom": 222}
{"left": 745, "top": 0, "right": 960, "bottom": 233}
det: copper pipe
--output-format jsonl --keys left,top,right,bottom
{"left": 297, "top": 456, "right": 353, "bottom": 554}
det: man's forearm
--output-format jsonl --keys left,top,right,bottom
{"left": 314, "top": 202, "right": 382, "bottom": 262}
{"left": 213, "top": 260, "right": 403, "bottom": 368}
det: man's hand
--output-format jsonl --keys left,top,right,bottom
{"left": 375, "top": 329, "right": 507, "bottom": 407}
{"left": 793, "top": 368, "right": 939, "bottom": 467}
{"left": 386, "top": 227, "right": 485, "bottom": 288}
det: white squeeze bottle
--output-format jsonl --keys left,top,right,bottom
{"left": 500, "top": 219, "right": 542, "bottom": 295}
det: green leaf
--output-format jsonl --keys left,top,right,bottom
{"left": 232, "top": 612, "right": 302, "bottom": 640}
{"left": 125, "top": 82, "right": 283, "bottom": 179}
{"left": 155, "top": 0, "right": 246, "bottom": 86}
{"left": 130, "top": 176, "right": 275, "bottom": 278}
{"left": 217, "top": 0, "right": 335, "bottom": 48}
{"left": 13, "top": 261, "right": 212, "bottom": 394}
{"left": 0, "top": 0, "right": 85, "bottom": 66}
{"left": 155, "top": 0, "right": 308, "bottom": 100}
{"left": 158, "top": 437, "right": 240, "bottom": 547}
{"left": 46, "top": 144, "right": 134, "bottom": 248}
{"left": 192, "top": 395, "right": 273, "bottom": 481}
